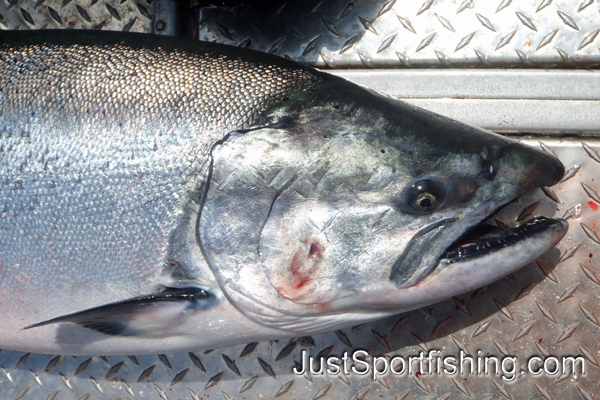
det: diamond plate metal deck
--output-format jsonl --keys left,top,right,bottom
{"left": 0, "top": 0, "right": 152, "bottom": 32}
{"left": 1, "top": 0, "right": 600, "bottom": 399}
{"left": 197, "top": 0, "right": 600, "bottom": 68}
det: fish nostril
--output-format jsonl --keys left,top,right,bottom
{"left": 482, "top": 163, "right": 496, "bottom": 181}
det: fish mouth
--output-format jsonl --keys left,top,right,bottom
{"left": 391, "top": 196, "right": 568, "bottom": 288}
{"left": 424, "top": 190, "right": 569, "bottom": 285}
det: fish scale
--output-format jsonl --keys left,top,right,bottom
{"left": 2, "top": 38, "right": 315, "bottom": 121}
{"left": 0, "top": 29, "right": 319, "bottom": 352}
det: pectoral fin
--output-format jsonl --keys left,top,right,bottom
{"left": 24, "top": 287, "right": 216, "bottom": 337}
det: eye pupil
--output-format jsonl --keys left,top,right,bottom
{"left": 419, "top": 197, "right": 432, "bottom": 208}
{"left": 407, "top": 179, "right": 443, "bottom": 213}
{"left": 414, "top": 192, "right": 436, "bottom": 211}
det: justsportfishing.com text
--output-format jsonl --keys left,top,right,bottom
{"left": 294, "top": 350, "right": 585, "bottom": 382}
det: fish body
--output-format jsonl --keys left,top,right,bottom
{"left": 0, "top": 30, "right": 567, "bottom": 355}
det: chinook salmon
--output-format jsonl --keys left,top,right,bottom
{"left": 0, "top": 30, "right": 567, "bottom": 355}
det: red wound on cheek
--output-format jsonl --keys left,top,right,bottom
{"left": 290, "top": 253, "right": 311, "bottom": 289}
{"left": 587, "top": 201, "right": 598, "bottom": 211}
{"left": 280, "top": 241, "right": 325, "bottom": 296}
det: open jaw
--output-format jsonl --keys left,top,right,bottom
{"left": 426, "top": 205, "right": 568, "bottom": 285}
{"left": 391, "top": 195, "right": 569, "bottom": 291}
{"left": 369, "top": 200, "right": 569, "bottom": 311}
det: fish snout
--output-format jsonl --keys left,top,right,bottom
{"left": 511, "top": 144, "right": 565, "bottom": 190}
{"left": 534, "top": 149, "right": 565, "bottom": 188}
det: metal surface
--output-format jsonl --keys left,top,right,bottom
{"left": 198, "top": 0, "right": 600, "bottom": 68}
{"left": 0, "top": 0, "right": 152, "bottom": 32}
{"left": 153, "top": 0, "right": 200, "bottom": 39}
{"left": 0, "top": 139, "right": 596, "bottom": 399}
{"left": 335, "top": 69, "right": 600, "bottom": 133}
{"left": 1, "top": 0, "right": 600, "bottom": 399}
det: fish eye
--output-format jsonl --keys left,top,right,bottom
{"left": 409, "top": 179, "right": 443, "bottom": 212}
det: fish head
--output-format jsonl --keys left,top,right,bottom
{"left": 199, "top": 78, "right": 567, "bottom": 331}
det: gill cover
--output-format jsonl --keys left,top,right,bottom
{"left": 199, "top": 127, "right": 418, "bottom": 327}
{"left": 201, "top": 128, "right": 342, "bottom": 307}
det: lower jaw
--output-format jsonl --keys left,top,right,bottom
{"left": 434, "top": 215, "right": 564, "bottom": 270}
{"left": 360, "top": 217, "right": 567, "bottom": 310}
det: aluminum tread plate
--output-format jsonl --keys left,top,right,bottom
{"left": 3, "top": 0, "right": 600, "bottom": 68}
{"left": 196, "top": 0, "right": 600, "bottom": 68}
{"left": 1, "top": 0, "right": 599, "bottom": 399}
{"left": 0, "top": 0, "right": 152, "bottom": 32}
